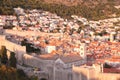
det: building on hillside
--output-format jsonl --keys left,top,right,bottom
{"left": 110, "top": 32, "right": 116, "bottom": 42}
{"left": 74, "top": 42, "right": 87, "bottom": 59}
{"left": 14, "top": 7, "right": 25, "bottom": 15}
{"left": 45, "top": 46, "right": 56, "bottom": 53}
{"left": 79, "top": 43, "right": 86, "bottom": 59}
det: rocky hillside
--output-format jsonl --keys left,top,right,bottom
{"left": 0, "top": 0, "right": 120, "bottom": 20}
{"left": 44, "top": 0, "right": 120, "bottom": 6}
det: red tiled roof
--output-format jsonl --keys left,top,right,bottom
{"left": 103, "top": 68, "right": 120, "bottom": 73}
{"left": 59, "top": 54, "right": 83, "bottom": 64}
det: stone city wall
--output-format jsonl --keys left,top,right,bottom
{"left": 23, "top": 53, "right": 49, "bottom": 71}
{"left": 0, "top": 35, "right": 26, "bottom": 62}
{"left": 97, "top": 73, "right": 120, "bottom": 80}
{"left": 4, "top": 30, "right": 61, "bottom": 37}
{"left": 72, "top": 65, "right": 120, "bottom": 80}
{"left": 0, "top": 35, "right": 53, "bottom": 71}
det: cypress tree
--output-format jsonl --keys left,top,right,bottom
{"left": 0, "top": 46, "right": 8, "bottom": 65}
{"left": 9, "top": 52, "right": 17, "bottom": 68}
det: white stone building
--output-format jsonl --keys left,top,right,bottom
{"left": 45, "top": 46, "right": 56, "bottom": 53}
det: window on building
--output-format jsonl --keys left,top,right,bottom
{"left": 81, "top": 52, "right": 83, "bottom": 55}
{"left": 81, "top": 48, "right": 83, "bottom": 50}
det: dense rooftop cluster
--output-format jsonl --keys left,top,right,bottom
{"left": 0, "top": 7, "right": 120, "bottom": 76}
{"left": 87, "top": 41, "right": 120, "bottom": 60}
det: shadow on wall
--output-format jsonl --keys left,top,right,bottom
{"left": 74, "top": 72, "right": 98, "bottom": 80}
{"left": 81, "top": 73, "right": 98, "bottom": 80}
{"left": 117, "top": 78, "right": 120, "bottom": 80}
{"left": 40, "top": 78, "right": 47, "bottom": 80}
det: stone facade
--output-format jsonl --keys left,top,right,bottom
{"left": 72, "top": 65, "right": 120, "bottom": 80}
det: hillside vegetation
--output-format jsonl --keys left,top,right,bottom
{"left": 0, "top": 65, "right": 38, "bottom": 80}
{"left": 44, "top": 0, "right": 120, "bottom": 6}
{"left": 0, "top": 0, "right": 120, "bottom": 20}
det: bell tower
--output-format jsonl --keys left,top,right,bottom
{"left": 110, "top": 32, "right": 116, "bottom": 42}
{"left": 80, "top": 43, "right": 86, "bottom": 59}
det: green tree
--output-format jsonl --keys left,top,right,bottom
{"left": 17, "top": 69, "right": 27, "bottom": 78}
{"left": 0, "top": 65, "right": 30, "bottom": 80}
{"left": 30, "top": 76, "right": 39, "bottom": 80}
{"left": 9, "top": 52, "right": 17, "bottom": 68}
{"left": 21, "top": 39, "right": 27, "bottom": 46}
{"left": 0, "top": 46, "right": 8, "bottom": 65}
